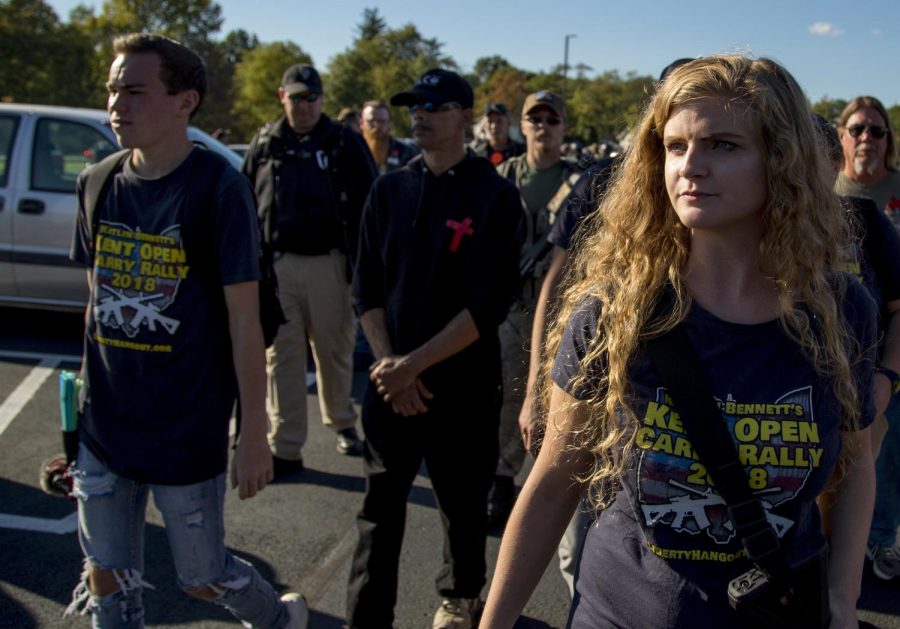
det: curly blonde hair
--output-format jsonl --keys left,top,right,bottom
{"left": 545, "top": 56, "right": 860, "bottom": 508}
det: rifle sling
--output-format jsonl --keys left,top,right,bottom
{"left": 644, "top": 325, "right": 792, "bottom": 581}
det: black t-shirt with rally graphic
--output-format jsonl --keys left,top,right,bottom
{"left": 551, "top": 283, "right": 876, "bottom": 626}
{"left": 72, "top": 149, "right": 260, "bottom": 485}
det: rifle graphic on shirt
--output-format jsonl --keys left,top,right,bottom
{"left": 94, "top": 286, "right": 180, "bottom": 335}
{"left": 642, "top": 481, "right": 794, "bottom": 541}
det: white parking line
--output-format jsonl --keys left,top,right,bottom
{"left": 0, "top": 350, "right": 81, "bottom": 364}
{"left": 0, "top": 511, "right": 78, "bottom": 535}
{"left": 0, "top": 357, "right": 60, "bottom": 437}
{"left": 298, "top": 525, "right": 358, "bottom": 605}
{"left": 0, "top": 351, "right": 81, "bottom": 534}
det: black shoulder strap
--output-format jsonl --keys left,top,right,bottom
{"left": 645, "top": 325, "right": 790, "bottom": 579}
{"left": 83, "top": 149, "right": 131, "bottom": 247}
{"left": 320, "top": 122, "right": 353, "bottom": 250}
{"left": 323, "top": 122, "right": 350, "bottom": 196}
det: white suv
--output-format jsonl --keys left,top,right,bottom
{"left": 0, "top": 103, "right": 243, "bottom": 310}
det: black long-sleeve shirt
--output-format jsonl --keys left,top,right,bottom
{"left": 354, "top": 152, "right": 524, "bottom": 378}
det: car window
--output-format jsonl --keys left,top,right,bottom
{"left": 0, "top": 115, "right": 19, "bottom": 187}
{"left": 32, "top": 118, "right": 116, "bottom": 193}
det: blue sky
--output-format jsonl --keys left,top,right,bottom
{"left": 48, "top": 0, "right": 900, "bottom": 105}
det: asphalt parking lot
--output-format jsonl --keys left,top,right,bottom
{"left": 0, "top": 307, "right": 899, "bottom": 628}
{"left": 0, "top": 308, "right": 569, "bottom": 628}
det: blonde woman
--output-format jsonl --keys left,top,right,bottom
{"left": 481, "top": 56, "right": 877, "bottom": 628}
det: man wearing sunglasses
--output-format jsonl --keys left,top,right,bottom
{"left": 242, "top": 64, "right": 377, "bottom": 475}
{"left": 347, "top": 68, "right": 524, "bottom": 629}
{"left": 489, "top": 90, "right": 581, "bottom": 532}
{"left": 835, "top": 97, "right": 900, "bottom": 583}
{"left": 835, "top": 96, "right": 900, "bottom": 228}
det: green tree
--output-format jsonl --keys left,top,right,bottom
{"left": 71, "top": 0, "right": 226, "bottom": 108}
{"left": 887, "top": 103, "right": 900, "bottom": 164}
{"left": 190, "top": 39, "right": 231, "bottom": 134}
{"left": 231, "top": 41, "right": 312, "bottom": 139}
{"left": 566, "top": 70, "right": 654, "bottom": 144}
{"left": 812, "top": 97, "right": 848, "bottom": 124}
{"left": 356, "top": 7, "right": 386, "bottom": 41}
{"left": 469, "top": 55, "right": 512, "bottom": 89}
{"left": 325, "top": 12, "right": 456, "bottom": 137}
{"left": 474, "top": 66, "right": 529, "bottom": 117}
{"left": 0, "top": 0, "right": 95, "bottom": 105}
{"left": 92, "top": 0, "right": 223, "bottom": 50}
{"left": 221, "top": 28, "right": 258, "bottom": 64}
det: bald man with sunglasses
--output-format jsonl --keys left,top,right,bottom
{"left": 835, "top": 96, "right": 900, "bottom": 228}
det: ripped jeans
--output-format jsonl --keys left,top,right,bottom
{"left": 67, "top": 444, "right": 287, "bottom": 628}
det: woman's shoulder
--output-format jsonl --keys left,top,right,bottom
{"left": 553, "top": 294, "right": 605, "bottom": 398}
{"left": 563, "top": 295, "right": 603, "bottom": 341}
{"left": 835, "top": 272, "right": 877, "bottom": 337}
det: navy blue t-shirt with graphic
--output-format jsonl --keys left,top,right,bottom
{"left": 551, "top": 282, "right": 876, "bottom": 627}
{"left": 72, "top": 149, "right": 260, "bottom": 485}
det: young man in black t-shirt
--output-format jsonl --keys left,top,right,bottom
{"left": 67, "top": 33, "right": 306, "bottom": 628}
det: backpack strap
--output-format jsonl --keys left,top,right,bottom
{"left": 83, "top": 149, "right": 131, "bottom": 253}
{"left": 251, "top": 120, "right": 287, "bottom": 244}
{"left": 546, "top": 159, "right": 583, "bottom": 218}
{"left": 321, "top": 122, "right": 348, "bottom": 210}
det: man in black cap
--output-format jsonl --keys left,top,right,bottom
{"left": 470, "top": 102, "right": 523, "bottom": 166}
{"left": 242, "top": 64, "right": 377, "bottom": 474}
{"left": 346, "top": 68, "right": 524, "bottom": 629}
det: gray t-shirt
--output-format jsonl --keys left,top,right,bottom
{"left": 836, "top": 169, "right": 900, "bottom": 229}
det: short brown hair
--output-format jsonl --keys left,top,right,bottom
{"left": 838, "top": 96, "right": 896, "bottom": 170}
{"left": 112, "top": 33, "right": 207, "bottom": 118}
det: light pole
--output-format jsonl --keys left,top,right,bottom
{"left": 562, "top": 33, "right": 577, "bottom": 99}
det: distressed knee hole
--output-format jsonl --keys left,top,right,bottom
{"left": 66, "top": 561, "right": 153, "bottom": 619}
{"left": 89, "top": 566, "right": 151, "bottom": 597}
{"left": 184, "top": 509, "right": 204, "bottom": 528}
{"left": 183, "top": 575, "right": 251, "bottom": 601}
{"left": 87, "top": 566, "right": 120, "bottom": 597}
{"left": 71, "top": 468, "right": 116, "bottom": 500}
{"left": 184, "top": 584, "right": 218, "bottom": 601}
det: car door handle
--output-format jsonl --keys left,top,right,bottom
{"left": 18, "top": 199, "right": 45, "bottom": 214}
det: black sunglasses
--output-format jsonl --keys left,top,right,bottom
{"left": 288, "top": 93, "right": 319, "bottom": 103}
{"left": 409, "top": 102, "right": 461, "bottom": 114}
{"left": 524, "top": 115, "right": 562, "bottom": 127}
{"left": 847, "top": 124, "right": 888, "bottom": 139}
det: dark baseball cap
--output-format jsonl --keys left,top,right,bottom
{"left": 484, "top": 102, "right": 510, "bottom": 116}
{"left": 390, "top": 69, "right": 474, "bottom": 109}
{"left": 281, "top": 64, "right": 322, "bottom": 96}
